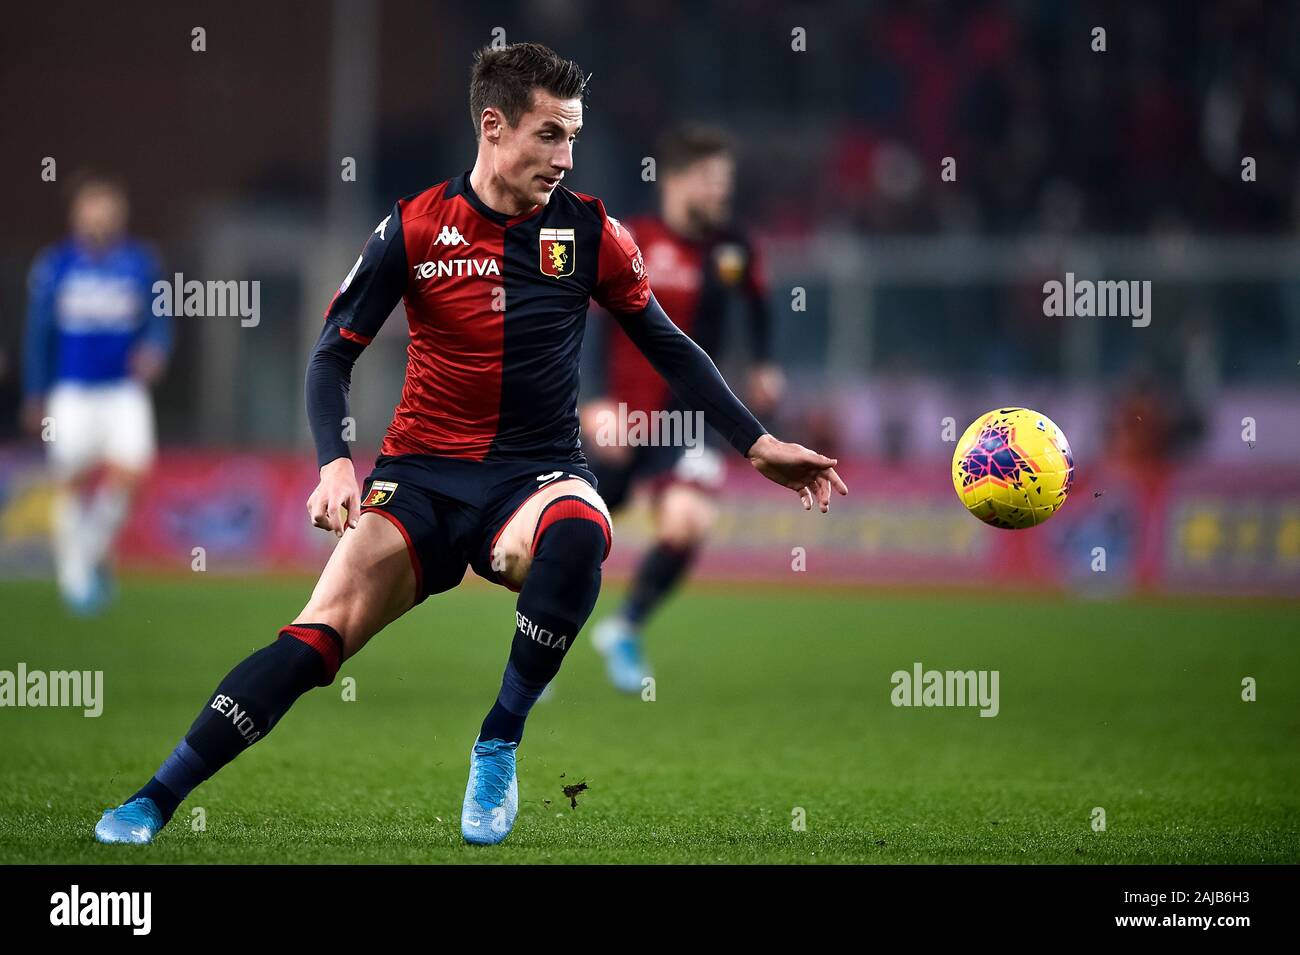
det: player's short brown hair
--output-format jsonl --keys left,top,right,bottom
{"left": 657, "top": 124, "right": 735, "bottom": 176}
{"left": 469, "top": 42, "right": 587, "bottom": 140}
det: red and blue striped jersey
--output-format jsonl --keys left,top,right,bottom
{"left": 322, "top": 172, "right": 649, "bottom": 462}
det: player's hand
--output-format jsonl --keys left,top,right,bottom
{"left": 745, "top": 433, "right": 848, "bottom": 513}
{"left": 579, "top": 399, "right": 632, "bottom": 465}
{"left": 746, "top": 364, "right": 785, "bottom": 417}
{"left": 130, "top": 342, "right": 167, "bottom": 385}
{"left": 308, "top": 457, "right": 360, "bottom": 537}
{"left": 20, "top": 397, "right": 46, "bottom": 437}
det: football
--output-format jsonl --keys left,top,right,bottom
{"left": 951, "top": 408, "right": 1074, "bottom": 529}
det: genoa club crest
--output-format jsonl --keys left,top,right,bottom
{"left": 539, "top": 228, "right": 575, "bottom": 278}
{"left": 362, "top": 481, "right": 398, "bottom": 507}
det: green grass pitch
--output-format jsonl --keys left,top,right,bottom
{"left": 1, "top": 577, "right": 1297, "bottom": 864}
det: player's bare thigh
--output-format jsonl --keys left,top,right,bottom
{"left": 293, "top": 511, "right": 418, "bottom": 661}
{"left": 653, "top": 482, "right": 717, "bottom": 548}
{"left": 493, "top": 478, "right": 611, "bottom": 590}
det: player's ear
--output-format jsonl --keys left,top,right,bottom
{"left": 481, "top": 108, "right": 502, "bottom": 145}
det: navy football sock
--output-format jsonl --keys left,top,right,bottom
{"left": 128, "top": 740, "right": 204, "bottom": 824}
{"left": 128, "top": 624, "right": 343, "bottom": 824}
{"left": 480, "top": 502, "right": 608, "bottom": 744}
{"left": 622, "top": 541, "right": 698, "bottom": 627}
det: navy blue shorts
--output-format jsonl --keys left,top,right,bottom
{"left": 358, "top": 453, "right": 603, "bottom": 602}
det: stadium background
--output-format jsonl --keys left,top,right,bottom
{"left": 3, "top": 0, "right": 1298, "bottom": 596}
{"left": 1, "top": 1, "right": 1298, "bottom": 864}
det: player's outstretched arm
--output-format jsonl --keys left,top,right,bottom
{"left": 610, "top": 293, "right": 846, "bottom": 512}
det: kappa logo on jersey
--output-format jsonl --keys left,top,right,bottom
{"left": 539, "top": 228, "right": 576, "bottom": 278}
{"left": 433, "top": 225, "right": 469, "bottom": 246}
{"left": 362, "top": 481, "right": 398, "bottom": 507}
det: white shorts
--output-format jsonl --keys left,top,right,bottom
{"left": 670, "top": 444, "right": 725, "bottom": 490}
{"left": 46, "top": 380, "right": 156, "bottom": 478}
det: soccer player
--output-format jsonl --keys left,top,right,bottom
{"left": 92, "top": 42, "right": 845, "bottom": 848}
{"left": 22, "top": 175, "right": 170, "bottom": 615}
{"left": 581, "top": 124, "right": 785, "bottom": 692}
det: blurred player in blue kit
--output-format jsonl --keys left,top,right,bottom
{"left": 22, "top": 176, "right": 170, "bottom": 615}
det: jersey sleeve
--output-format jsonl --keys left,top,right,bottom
{"left": 135, "top": 245, "right": 173, "bottom": 357}
{"left": 305, "top": 205, "right": 408, "bottom": 468}
{"left": 323, "top": 202, "right": 408, "bottom": 344}
{"left": 592, "top": 205, "right": 650, "bottom": 315}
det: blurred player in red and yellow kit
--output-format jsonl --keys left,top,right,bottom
{"left": 581, "top": 125, "right": 784, "bottom": 691}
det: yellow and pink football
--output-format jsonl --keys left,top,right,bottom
{"left": 951, "top": 408, "right": 1074, "bottom": 529}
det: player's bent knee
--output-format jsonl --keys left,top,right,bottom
{"left": 533, "top": 497, "right": 611, "bottom": 564}
{"left": 277, "top": 624, "right": 345, "bottom": 687}
{"left": 657, "top": 487, "right": 716, "bottom": 547}
{"left": 493, "top": 479, "right": 612, "bottom": 589}
{"left": 292, "top": 595, "right": 370, "bottom": 661}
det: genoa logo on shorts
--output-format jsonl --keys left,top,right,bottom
{"left": 362, "top": 481, "right": 398, "bottom": 507}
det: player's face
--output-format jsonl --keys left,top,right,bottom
{"left": 70, "top": 187, "right": 128, "bottom": 246}
{"left": 670, "top": 154, "right": 734, "bottom": 231}
{"left": 494, "top": 89, "right": 582, "bottom": 209}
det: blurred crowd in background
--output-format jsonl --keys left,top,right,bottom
{"left": 372, "top": 1, "right": 1300, "bottom": 238}
{"left": 1, "top": 0, "right": 1297, "bottom": 460}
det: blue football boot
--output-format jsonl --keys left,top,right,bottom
{"left": 94, "top": 797, "right": 164, "bottom": 844}
{"left": 66, "top": 566, "right": 113, "bottom": 618}
{"left": 592, "top": 616, "right": 650, "bottom": 694}
{"left": 461, "top": 738, "right": 519, "bottom": 845}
